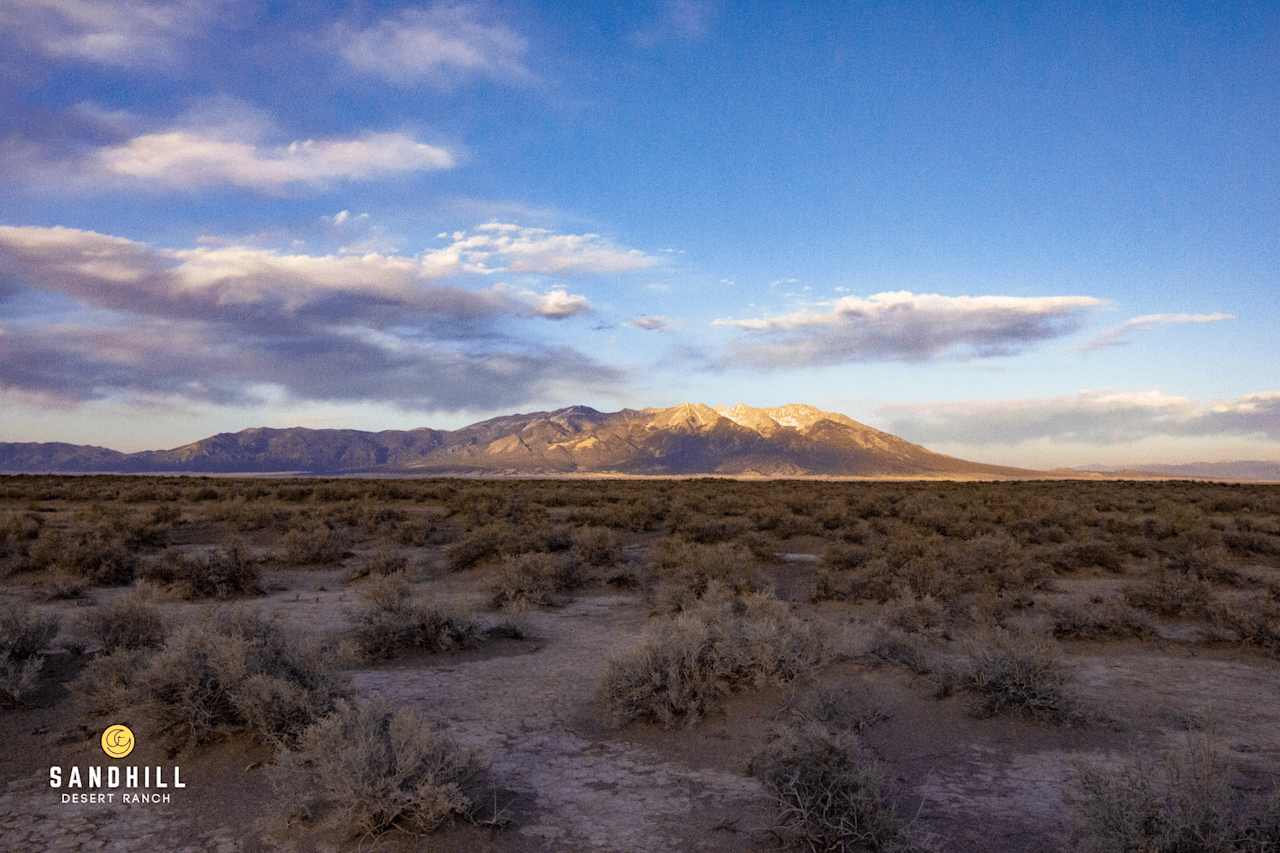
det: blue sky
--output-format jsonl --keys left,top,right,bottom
{"left": 1, "top": 0, "right": 1277, "bottom": 468}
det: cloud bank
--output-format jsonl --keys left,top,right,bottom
{"left": 880, "top": 389, "right": 1280, "bottom": 446}
{"left": 0, "top": 224, "right": 650, "bottom": 410}
{"left": 714, "top": 291, "right": 1103, "bottom": 369}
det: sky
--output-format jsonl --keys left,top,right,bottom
{"left": 1, "top": 0, "right": 1277, "bottom": 469}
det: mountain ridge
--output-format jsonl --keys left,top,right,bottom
{"left": 6, "top": 403, "right": 1266, "bottom": 479}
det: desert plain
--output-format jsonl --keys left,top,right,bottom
{"left": 1, "top": 475, "right": 1278, "bottom": 853}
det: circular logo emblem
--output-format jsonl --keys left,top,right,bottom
{"left": 101, "top": 725, "right": 135, "bottom": 759}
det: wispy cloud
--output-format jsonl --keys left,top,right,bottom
{"left": 634, "top": 0, "right": 719, "bottom": 45}
{"left": 879, "top": 389, "right": 1280, "bottom": 446}
{"left": 713, "top": 291, "right": 1103, "bottom": 369}
{"left": 336, "top": 4, "right": 532, "bottom": 87}
{"left": 1074, "top": 312, "right": 1235, "bottom": 351}
{"left": 0, "top": 224, "right": 650, "bottom": 410}
{"left": 1, "top": 0, "right": 215, "bottom": 67}
{"left": 624, "top": 316, "right": 669, "bottom": 331}
{"left": 92, "top": 130, "right": 453, "bottom": 190}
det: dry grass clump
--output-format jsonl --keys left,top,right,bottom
{"left": 275, "top": 696, "right": 485, "bottom": 839}
{"left": 596, "top": 587, "right": 829, "bottom": 728}
{"left": 74, "top": 606, "right": 349, "bottom": 749}
{"left": 1067, "top": 733, "right": 1280, "bottom": 853}
{"left": 0, "top": 602, "right": 59, "bottom": 706}
{"left": 80, "top": 593, "right": 166, "bottom": 650}
{"left": 350, "top": 573, "right": 479, "bottom": 659}
{"left": 963, "top": 626, "right": 1080, "bottom": 723}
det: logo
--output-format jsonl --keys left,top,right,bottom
{"left": 101, "top": 725, "right": 134, "bottom": 759}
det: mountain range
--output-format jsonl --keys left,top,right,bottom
{"left": 1, "top": 402, "right": 1034, "bottom": 478}
{"left": 2, "top": 403, "right": 1274, "bottom": 479}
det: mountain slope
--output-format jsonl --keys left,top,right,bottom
{"left": 1, "top": 403, "right": 1040, "bottom": 477}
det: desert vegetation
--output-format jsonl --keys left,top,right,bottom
{"left": 1, "top": 474, "right": 1278, "bottom": 851}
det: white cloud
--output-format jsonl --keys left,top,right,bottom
{"left": 713, "top": 291, "right": 1104, "bottom": 368}
{"left": 442, "top": 224, "right": 656, "bottom": 276}
{"left": 879, "top": 389, "right": 1280, "bottom": 446}
{"left": 93, "top": 130, "right": 453, "bottom": 189}
{"left": 1, "top": 0, "right": 213, "bottom": 67}
{"left": 337, "top": 4, "right": 532, "bottom": 87}
{"left": 1074, "top": 312, "right": 1235, "bottom": 351}
{"left": 625, "top": 316, "right": 669, "bottom": 331}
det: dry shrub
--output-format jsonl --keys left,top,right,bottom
{"left": 963, "top": 626, "right": 1079, "bottom": 722}
{"left": 1209, "top": 596, "right": 1280, "bottom": 652}
{"left": 80, "top": 594, "right": 166, "bottom": 650}
{"left": 652, "top": 538, "right": 771, "bottom": 613}
{"left": 73, "top": 606, "right": 349, "bottom": 749}
{"left": 572, "top": 526, "right": 622, "bottom": 569}
{"left": 489, "top": 552, "right": 581, "bottom": 609}
{"left": 1067, "top": 732, "right": 1280, "bottom": 853}
{"left": 798, "top": 684, "right": 892, "bottom": 734}
{"left": 27, "top": 527, "right": 139, "bottom": 586}
{"left": 144, "top": 542, "right": 261, "bottom": 599}
{"left": 883, "top": 592, "right": 946, "bottom": 635}
{"left": 345, "top": 541, "right": 409, "bottom": 582}
{"left": 1048, "top": 539, "right": 1127, "bottom": 574}
{"left": 0, "top": 603, "right": 58, "bottom": 706}
{"left": 350, "top": 573, "right": 479, "bottom": 659}
{"left": 1048, "top": 600, "right": 1158, "bottom": 640}
{"left": 276, "top": 696, "right": 483, "bottom": 838}
{"left": 39, "top": 572, "right": 88, "bottom": 601}
{"left": 749, "top": 723, "right": 901, "bottom": 853}
{"left": 865, "top": 627, "right": 936, "bottom": 675}
{"left": 282, "top": 520, "right": 347, "bottom": 565}
{"left": 1123, "top": 573, "right": 1214, "bottom": 618}
{"left": 596, "top": 586, "right": 829, "bottom": 728}
{"left": 675, "top": 512, "right": 753, "bottom": 544}
{"left": 444, "top": 519, "right": 568, "bottom": 572}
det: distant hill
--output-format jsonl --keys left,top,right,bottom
{"left": 1081, "top": 461, "right": 1280, "bottom": 482}
{"left": 0, "top": 402, "right": 1073, "bottom": 478}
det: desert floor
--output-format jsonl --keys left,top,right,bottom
{"left": 1, "top": 477, "right": 1277, "bottom": 852}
